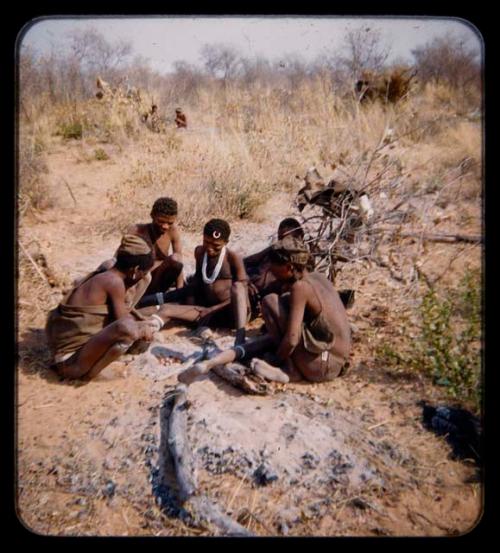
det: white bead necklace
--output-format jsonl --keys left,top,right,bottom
{"left": 201, "top": 246, "right": 226, "bottom": 284}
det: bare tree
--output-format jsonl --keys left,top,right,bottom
{"left": 333, "top": 26, "right": 391, "bottom": 81}
{"left": 411, "top": 32, "right": 481, "bottom": 89}
{"left": 169, "top": 60, "right": 205, "bottom": 102}
{"left": 240, "top": 56, "right": 274, "bottom": 86}
{"left": 200, "top": 43, "right": 242, "bottom": 82}
{"left": 68, "top": 27, "right": 133, "bottom": 81}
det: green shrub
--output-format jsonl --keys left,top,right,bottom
{"left": 58, "top": 121, "right": 83, "bottom": 140}
{"left": 207, "top": 179, "right": 266, "bottom": 220}
{"left": 378, "top": 268, "right": 482, "bottom": 409}
{"left": 94, "top": 148, "right": 109, "bottom": 161}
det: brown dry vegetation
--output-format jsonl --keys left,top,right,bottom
{"left": 17, "top": 53, "right": 483, "bottom": 536}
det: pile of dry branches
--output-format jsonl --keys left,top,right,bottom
{"left": 295, "top": 136, "right": 481, "bottom": 293}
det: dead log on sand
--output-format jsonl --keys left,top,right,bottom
{"left": 379, "top": 229, "right": 483, "bottom": 244}
{"left": 212, "top": 363, "right": 271, "bottom": 395}
{"left": 168, "top": 384, "right": 197, "bottom": 501}
{"left": 166, "top": 384, "right": 254, "bottom": 536}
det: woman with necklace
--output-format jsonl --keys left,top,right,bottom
{"left": 141, "top": 218, "right": 250, "bottom": 346}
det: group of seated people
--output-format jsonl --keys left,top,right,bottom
{"left": 45, "top": 197, "right": 351, "bottom": 385}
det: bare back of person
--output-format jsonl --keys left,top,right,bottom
{"left": 300, "top": 272, "right": 351, "bottom": 361}
{"left": 262, "top": 269, "right": 351, "bottom": 382}
{"left": 66, "top": 270, "right": 122, "bottom": 310}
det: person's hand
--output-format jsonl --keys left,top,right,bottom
{"left": 138, "top": 319, "right": 159, "bottom": 341}
{"left": 277, "top": 338, "right": 295, "bottom": 361}
{"left": 197, "top": 306, "right": 215, "bottom": 326}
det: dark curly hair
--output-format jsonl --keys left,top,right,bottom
{"left": 151, "top": 197, "right": 178, "bottom": 217}
{"left": 278, "top": 217, "right": 304, "bottom": 239}
{"left": 203, "top": 218, "right": 231, "bottom": 241}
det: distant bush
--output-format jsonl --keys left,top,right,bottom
{"left": 207, "top": 179, "right": 265, "bottom": 220}
{"left": 18, "top": 132, "right": 53, "bottom": 214}
{"left": 94, "top": 148, "right": 109, "bottom": 161}
{"left": 57, "top": 120, "right": 83, "bottom": 140}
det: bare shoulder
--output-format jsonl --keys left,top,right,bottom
{"left": 227, "top": 248, "right": 243, "bottom": 263}
{"left": 309, "top": 271, "right": 330, "bottom": 287}
{"left": 291, "top": 279, "right": 309, "bottom": 296}
{"left": 100, "top": 269, "right": 123, "bottom": 288}
{"left": 194, "top": 245, "right": 204, "bottom": 259}
{"left": 309, "top": 272, "right": 338, "bottom": 297}
{"left": 170, "top": 223, "right": 182, "bottom": 239}
{"left": 126, "top": 223, "right": 145, "bottom": 236}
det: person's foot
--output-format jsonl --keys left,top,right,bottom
{"left": 178, "top": 361, "right": 210, "bottom": 385}
{"left": 250, "top": 358, "right": 289, "bottom": 383}
{"left": 194, "top": 326, "right": 213, "bottom": 340}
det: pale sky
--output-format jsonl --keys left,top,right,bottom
{"left": 19, "top": 16, "right": 482, "bottom": 74}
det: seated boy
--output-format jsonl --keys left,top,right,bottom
{"left": 45, "top": 235, "right": 167, "bottom": 380}
{"left": 180, "top": 236, "right": 351, "bottom": 384}
{"left": 140, "top": 218, "right": 250, "bottom": 345}
{"left": 99, "top": 197, "right": 184, "bottom": 299}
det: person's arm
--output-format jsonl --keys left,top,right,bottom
{"left": 170, "top": 226, "right": 183, "bottom": 257}
{"left": 260, "top": 279, "right": 283, "bottom": 299}
{"left": 229, "top": 250, "right": 249, "bottom": 284}
{"left": 170, "top": 226, "right": 185, "bottom": 288}
{"left": 196, "top": 299, "right": 232, "bottom": 327}
{"left": 185, "top": 246, "right": 203, "bottom": 304}
{"left": 107, "top": 278, "right": 160, "bottom": 340}
{"left": 105, "top": 278, "right": 130, "bottom": 321}
{"left": 276, "top": 282, "right": 307, "bottom": 360}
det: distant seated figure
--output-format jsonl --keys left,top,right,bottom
{"left": 175, "top": 107, "right": 187, "bottom": 129}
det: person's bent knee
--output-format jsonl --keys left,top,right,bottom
{"left": 114, "top": 318, "right": 140, "bottom": 343}
{"left": 56, "top": 362, "right": 89, "bottom": 380}
{"left": 261, "top": 293, "right": 279, "bottom": 312}
{"left": 231, "top": 281, "right": 246, "bottom": 295}
{"left": 170, "top": 253, "right": 183, "bottom": 265}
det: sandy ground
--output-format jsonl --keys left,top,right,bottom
{"left": 17, "top": 136, "right": 482, "bottom": 537}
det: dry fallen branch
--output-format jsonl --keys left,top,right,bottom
{"left": 60, "top": 177, "right": 78, "bottom": 206}
{"left": 167, "top": 384, "right": 197, "bottom": 502}
{"left": 165, "top": 384, "right": 255, "bottom": 536}
{"left": 375, "top": 228, "right": 483, "bottom": 244}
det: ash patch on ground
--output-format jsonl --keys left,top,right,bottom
{"left": 185, "top": 378, "right": 385, "bottom": 497}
